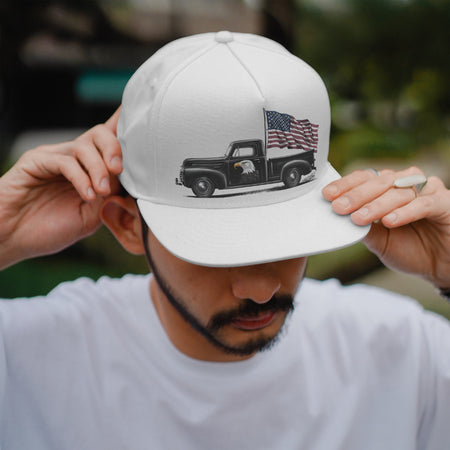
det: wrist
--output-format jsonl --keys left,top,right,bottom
{"left": 0, "top": 216, "right": 27, "bottom": 270}
{"left": 0, "top": 236, "right": 25, "bottom": 270}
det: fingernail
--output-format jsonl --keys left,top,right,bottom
{"left": 111, "top": 156, "right": 121, "bottom": 167}
{"left": 385, "top": 212, "right": 397, "bottom": 223}
{"left": 335, "top": 196, "right": 350, "bottom": 208}
{"left": 87, "top": 187, "right": 95, "bottom": 199}
{"left": 359, "top": 207, "right": 369, "bottom": 217}
{"left": 324, "top": 184, "right": 338, "bottom": 195}
{"left": 100, "top": 177, "right": 109, "bottom": 190}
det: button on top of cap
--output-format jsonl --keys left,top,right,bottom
{"left": 215, "top": 31, "right": 233, "bottom": 43}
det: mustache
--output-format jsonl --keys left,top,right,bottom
{"left": 208, "top": 295, "right": 294, "bottom": 331}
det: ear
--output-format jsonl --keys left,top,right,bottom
{"left": 100, "top": 196, "right": 145, "bottom": 255}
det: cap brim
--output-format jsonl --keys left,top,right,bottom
{"left": 137, "top": 163, "right": 370, "bottom": 267}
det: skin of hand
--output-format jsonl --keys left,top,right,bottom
{"left": 0, "top": 108, "right": 122, "bottom": 270}
{"left": 322, "top": 167, "right": 450, "bottom": 289}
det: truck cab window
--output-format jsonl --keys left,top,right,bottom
{"left": 233, "top": 146, "right": 254, "bottom": 158}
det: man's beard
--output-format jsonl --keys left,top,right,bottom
{"left": 141, "top": 222, "right": 294, "bottom": 357}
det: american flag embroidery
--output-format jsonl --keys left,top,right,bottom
{"left": 266, "top": 110, "right": 319, "bottom": 152}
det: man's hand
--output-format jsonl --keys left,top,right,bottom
{"left": 322, "top": 167, "right": 450, "bottom": 289}
{"left": 0, "top": 109, "right": 122, "bottom": 269}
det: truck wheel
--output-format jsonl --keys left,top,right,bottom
{"left": 283, "top": 167, "right": 301, "bottom": 188}
{"left": 192, "top": 177, "right": 216, "bottom": 197}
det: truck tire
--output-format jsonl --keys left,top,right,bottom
{"left": 282, "top": 167, "right": 301, "bottom": 188}
{"left": 192, "top": 177, "right": 216, "bottom": 197}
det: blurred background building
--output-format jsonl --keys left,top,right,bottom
{"left": 0, "top": 0, "right": 449, "bottom": 317}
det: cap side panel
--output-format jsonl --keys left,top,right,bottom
{"left": 149, "top": 43, "right": 220, "bottom": 199}
{"left": 118, "top": 35, "right": 218, "bottom": 199}
{"left": 118, "top": 68, "right": 155, "bottom": 198}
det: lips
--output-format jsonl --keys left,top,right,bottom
{"left": 231, "top": 311, "right": 277, "bottom": 331}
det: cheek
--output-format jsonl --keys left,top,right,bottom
{"left": 175, "top": 264, "right": 225, "bottom": 292}
{"left": 278, "top": 258, "right": 307, "bottom": 290}
{"left": 164, "top": 261, "right": 232, "bottom": 314}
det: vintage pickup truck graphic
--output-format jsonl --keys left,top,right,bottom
{"left": 176, "top": 138, "right": 316, "bottom": 197}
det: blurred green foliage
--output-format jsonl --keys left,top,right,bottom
{"left": 0, "top": 227, "right": 148, "bottom": 298}
{"left": 296, "top": 0, "right": 450, "bottom": 169}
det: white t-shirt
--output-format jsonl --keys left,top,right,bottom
{"left": 0, "top": 274, "right": 449, "bottom": 449}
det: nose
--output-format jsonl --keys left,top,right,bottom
{"left": 230, "top": 264, "right": 281, "bottom": 304}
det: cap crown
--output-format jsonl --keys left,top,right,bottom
{"left": 118, "top": 31, "right": 330, "bottom": 208}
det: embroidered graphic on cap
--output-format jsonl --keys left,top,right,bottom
{"left": 176, "top": 110, "right": 318, "bottom": 198}
{"left": 266, "top": 110, "right": 318, "bottom": 152}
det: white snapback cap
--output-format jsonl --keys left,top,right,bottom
{"left": 118, "top": 31, "right": 370, "bottom": 267}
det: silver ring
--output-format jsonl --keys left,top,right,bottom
{"left": 366, "top": 168, "right": 379, "bottom": 176}
{"left": 393, "top": 174, "right": 427, "bottom": 196}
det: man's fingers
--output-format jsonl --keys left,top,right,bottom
{"left": 380, "top": 196, "right": 433, "bottom": 228}
{"left": 79, "top": 124, "right": 123, "bottom": 187}
{"left": 326, "top": 170, "right": 448, "bottom": 229}
{"left": 92, "top": 124, "right": 122, "bottom": 175}
{"left": 72, "top": 141, "right": 112, "bottom": 196}
{"left": 322, "top": 169, "right": 381, "bottom": 200}
{"left": 23, "top": 148, "right": 106, "bottom": 202}
{"left": 323, "top": 167, "right": 423, "bottom": 201}
{"left": 37, "top": 154, "right": 96, "bottom": 202}
{"left": 381, "top": 176, "right": 450, "bottom": 228}
{"left": 324, "top": 166, "right": 425, "bottom": 215}
{"left": 15, "top": 118, "right": 123, "bottom": 204}
{"left": 349, "top": 187, "right": 416, "bottom": 226}
{"left": 39, "top": 123, "right": 122, "bottom": 198}
{"left": 330, "top": 175, "right": 393, "bottom": 215}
